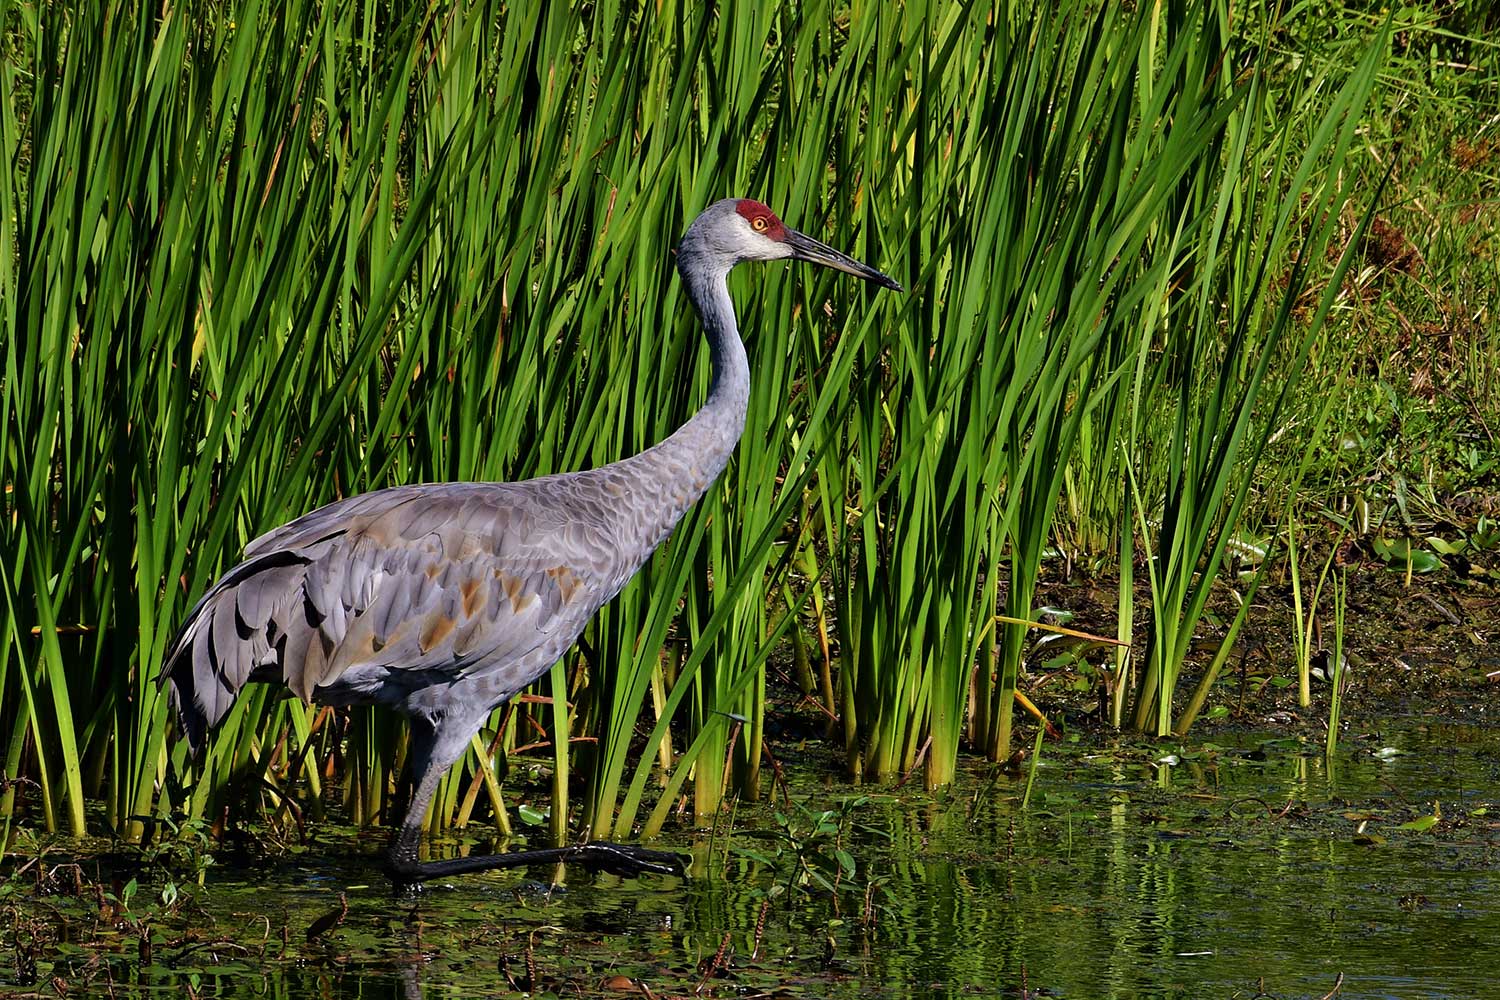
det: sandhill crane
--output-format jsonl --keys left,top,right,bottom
{"left": 160, "top": 198, "right": 902, "bottom": 884}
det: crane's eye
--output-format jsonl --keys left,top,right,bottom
{"left": 751, "top": 216, "right": 769, "bottom": 233}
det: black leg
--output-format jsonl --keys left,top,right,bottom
{"left": 381, "top": 718, "right": 684, "bottom": 887}
{"left": 383, "top": 839, "right": 686, "bottom": 884}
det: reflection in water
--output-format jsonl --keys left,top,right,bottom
{"left": 5, "top": 721, "right": 1496, "bottom": 998}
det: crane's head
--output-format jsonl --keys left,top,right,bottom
{"left": 678, "top": 198, "right": 903, "bottom": 292}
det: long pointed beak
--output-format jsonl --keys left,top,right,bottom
{"left": 785, "top": 229, "right": 904, "bottom": 292}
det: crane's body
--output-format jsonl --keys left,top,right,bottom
{"left": 160, "top": 198, "right": 900, "bottom": 883}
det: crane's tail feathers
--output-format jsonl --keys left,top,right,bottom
{"left": 158, "top": 550, "right": 313, "bottom": 757}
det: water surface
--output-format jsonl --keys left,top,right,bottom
{"left": 8, "top": 718, "right": 1496, "bottom": 998}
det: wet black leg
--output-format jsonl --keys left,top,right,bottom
{"left": 379, "top": 718, "right": 683, "bottom": 887}
{"left": 385, "top": 839, "right": 685, "bottom": 884}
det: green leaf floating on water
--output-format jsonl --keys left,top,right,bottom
{"left": 1371, "top": 537, "right": 1444, "bottom": 573}
{"left": 1407, "top": 551, "right": 1444, "bottom": 573}
{"left": 1397, "top": 815, "right": 1439, "bottom": 832}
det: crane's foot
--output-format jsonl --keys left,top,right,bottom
{"left": 382, "top": 841, "right": 686, "bottom": 886}
{"left": 557, "top": 842, "right": 687, "bottom": 878}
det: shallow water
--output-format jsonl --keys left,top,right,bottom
{"left": 8, "top": 717, "right": 1498, "bottom": 998}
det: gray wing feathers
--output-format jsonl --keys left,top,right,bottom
{"left": 160, "top": 549, "right": 316, "bottom": 753}
{"left": 160, "top": 482, "right": 621, "bottom": 755}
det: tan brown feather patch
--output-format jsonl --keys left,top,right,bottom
{"left": 546, "top": 566, "right": 583, "bottom": 603}
{"left": 419, "top": 612, "right": 456, "bottom": 653}
{"left": 498, "top": 573, "right": 526, "bottom": 611}
{"left": 460, "top": 578, "right": 485, "bottom": 618}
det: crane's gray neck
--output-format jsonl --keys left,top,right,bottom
{"left": 616, "top": 254, "right": 749, "bottom": 554}
{"left": 683, "top": 257, "right": 750, "bottom": 422}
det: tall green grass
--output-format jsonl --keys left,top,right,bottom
{"left": 1119, "top": 11, "right": 1387, "bottom": 737}
{"left": 1, "top": 0, "right": 1399, "bottom": 849}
